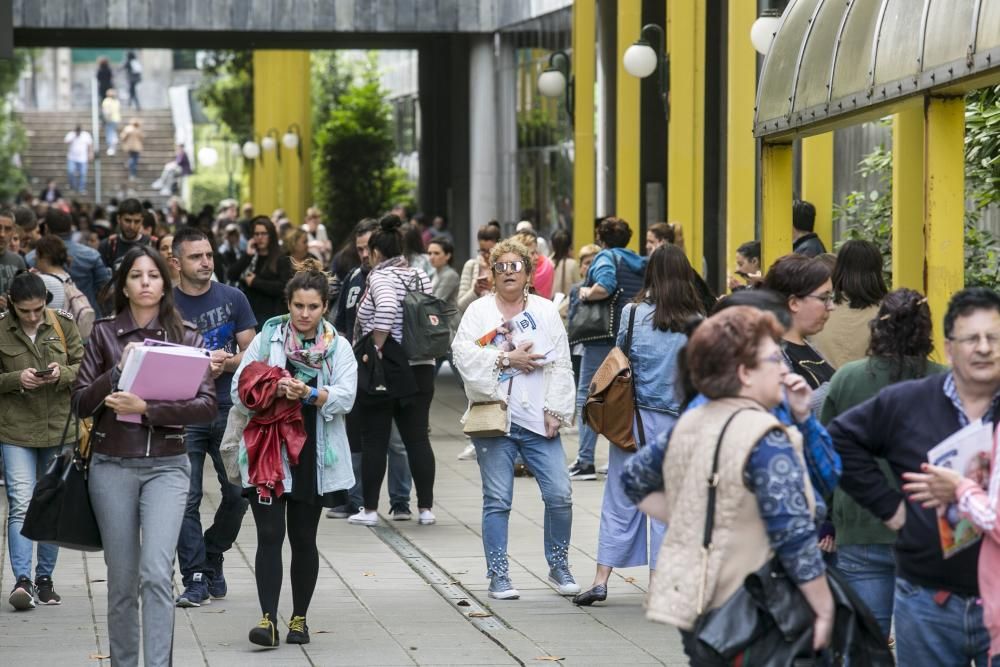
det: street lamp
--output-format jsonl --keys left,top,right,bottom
{"left": 283, "top": 123, "right": 302, "bottom": 161}
{"left": 242, "top": 138, "right": 261, "bottom": 161}
{"left": 536, "top": 50, "right": 574, "bottom": 126}
{"left": 261, "top": 128, "right": 281, "bottom": 162}
{"left": 751, "top": 0, "right": 787, "bottom": 56}
{"left": 197, "top": 145, "right": 219, "bottom": 168}
{"left": 623, "top": 24, "right": 669, "bottom": 120}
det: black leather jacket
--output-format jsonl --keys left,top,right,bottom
{"left": 72, "top": 310, "right": 216, "bottom": 458}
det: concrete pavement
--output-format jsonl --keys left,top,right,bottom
{"left": 0, "top": 368, "right": 686, "bottom": 665}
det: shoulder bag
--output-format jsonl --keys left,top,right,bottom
{"left": 582, "top": 304, "right": 645, "bottom": 452}
{"left": 568, "top": 254, "right": 622, "bottom": 345}
{"left": 463, "top": 378, "right": 513, "bottom": 439}
{"left": 20, "top": 406, "right": 103, "bottom": 551}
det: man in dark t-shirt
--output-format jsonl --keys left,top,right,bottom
{"left": 170, "top": 227, "right": 256, "bottom": 608}
{"left": 0, "top": 209, "right": 26, "bottom": 310}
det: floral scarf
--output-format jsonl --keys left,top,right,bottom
{"left": 261, "top": 314, "right": 337, "bottom": 382}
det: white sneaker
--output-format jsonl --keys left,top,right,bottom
{"left": 417, "top": 509, "right": 436, "bottom": 525}
{"left": 457, "top": 443, "right": 477, "bottom": 460}
{"left": 347, "top": 509, "right": 378, "bottom": 526}
{"left": 597, "top": 463, "right": 609, "bottom": 475}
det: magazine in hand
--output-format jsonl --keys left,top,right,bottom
{"left": 926, "top": 420, "right": 994, "bottom": 558}
{"left": 116, "top": 339, "right": 211, "bottom": 423}
{"left": 476, "top": 309, "right": 555, "bottom": 381}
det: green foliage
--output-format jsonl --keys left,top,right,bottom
{"left": 835, "top": 93, "right": 1000, "bottom": 290}
{"left": 518, "top": 107, "right": 559, "bottom": 148}
{"left": 195, "top": 51, "right": 253, "bottom": 140}
{"left": 313, "top": 56, "right": 414, "bottom": 244}
{"left": 0, "top": 51, "right": 29, "bottom": 201}
{"left": 188, "top": 172, "right": 240, "bottom": 213}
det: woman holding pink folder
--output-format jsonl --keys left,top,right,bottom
{"left": 73, "top": 246, "right": 216, "bottom": 667}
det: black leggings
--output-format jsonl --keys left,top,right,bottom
{"left": 358, "top": 364, "right": 435, "bottom": 509}
{"left": 249, "top": 495, "right": 322, "bottom": 619}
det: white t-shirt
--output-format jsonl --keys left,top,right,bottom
{"left": 65, "top": 131, "right": 93, "bottom": 162}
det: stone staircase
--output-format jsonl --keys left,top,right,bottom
{"left": 18, "top": 108, "right": 177, "bottom": 206}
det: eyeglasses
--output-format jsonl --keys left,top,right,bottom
{"left": 756, "top": 352, "right": 786, "bottom": 367}
{"left": 803, "top": 293, "right": 836, "bottom": 307}
{"left": 492, "top": 261, "right": 524, "bottom": 274}
{"left": 947, "top": 332, "right": 1000, "bottom": 349}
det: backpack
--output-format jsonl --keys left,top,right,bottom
{"left": 397, "top": 271, "right": 456, "bottom": 361}
{"left": 582, "top": 304, "right": 645, "bottom": 452}
{"left": 45, "top": 274, "right": 95, "bottom": 339}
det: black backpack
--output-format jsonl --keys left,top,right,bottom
{"left": 397, "top": 271, "right": 456, "bottom": 361}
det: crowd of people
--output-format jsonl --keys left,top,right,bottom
{"left": 1, "top": 190, "right": 999, "bottom": 667}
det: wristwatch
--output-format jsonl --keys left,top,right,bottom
{"left": 500, "top": 352, "right": 511, "bottom": 368}
{"left": 302, "top": 387, "right": 320, "bottom": 406}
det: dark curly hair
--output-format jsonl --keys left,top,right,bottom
{"left": 596, "top": 217, "right": 632, "bottom": 249}
{"left": 866, "top": 288, "right": 933, "bottom": 382}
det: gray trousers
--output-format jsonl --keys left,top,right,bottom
{"left": 89, "top": 453, "right": 190, "bottom": 667}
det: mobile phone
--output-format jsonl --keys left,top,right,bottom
{"left": 33, "top": 368, "right": 55, "bottom": 377}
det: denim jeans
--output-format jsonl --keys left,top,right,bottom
{"left": 104, "top": 121, "right": 118, "bottom": 150}
{"left": 176, "top": 407, "right": 249, "bottom": 585}
{"left": 574, "top": 343, "right": 612, "bottom": 465}
{"left": 472, "top": 424, "right": 573, "bottom": 577}
{"left": 90, "top": 453, "right": 190, "bottom": 667}
{"left": 127, "top": 151, "right": 140, "bottom": 178}
{"left": 348, "top": 421, "right": 412, "bottom": 510}
{"left": 2, "top": 444, "right": 63, "bottom": 581}
{"left": 835, "top": 543, "right": 895, "bottom": 638}
{"left": 894, "top": 577, "right": 989, "bottom": 667}
{"left": 67, "top": 159, "right": 87, "bottom": 191}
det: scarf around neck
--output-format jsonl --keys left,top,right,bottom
{"left": 261, "top": 314, "right": 337, "bottom": 382}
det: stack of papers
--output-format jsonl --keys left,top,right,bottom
{"left": 117, "top": 340, "right": 211, "bottom": 423}
{"left": 476, "top": 309, "right": 555, "bottom": 381}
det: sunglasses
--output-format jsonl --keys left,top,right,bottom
{"left": 492, "top": 261, "right": 525, "bottom": 274}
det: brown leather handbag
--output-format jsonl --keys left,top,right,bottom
{"left": 582, "top": 304, "right": 645, "bottom": 452}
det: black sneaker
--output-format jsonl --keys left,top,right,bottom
{"left": 389, "top": 503, "right": 412, "bottom": 521}
{"left": 286, "top": 615, "right": 310, "bottom": 644}
{"left": 206, "top": 555, "right": 227, "bottom": 599}
{"left": 8, "top": 576, "right": 35, "bottom": 611}
{"left": 176, "top": 572, "right": 211, "bottom": 608}
{"left": 249, "top": 613, "right": 280, "bottom": 648}
{"left": 34, "top": 576, "right": 61, "bottom": 605}
{"left": 568, "top": 460, "right": 597, "bottom": 481}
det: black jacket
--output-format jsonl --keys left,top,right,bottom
{"left": 353, "top": 332, "right": 416, "bottom": 406}
{"left": 793, "top": 233, "right": 827, "bottom": 257}
{"left": 227, "top": 253, "right": 294, "bottom": 329}
{"left": 828, "top": 373, "right": 1000, "bottom": 596}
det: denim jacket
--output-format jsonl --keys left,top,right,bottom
{"left": 615, "top": 302, "right": 684, "bottom": 414}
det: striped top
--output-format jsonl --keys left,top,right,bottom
{"left": 357, "top": 256, "right": 431, "bottom": 348}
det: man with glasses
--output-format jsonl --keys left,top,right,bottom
{"left": 98, "top": 198, "right": 151, "bottom": 273}
{"left": 830, "top": 287, "right": 1000, "bottom": 666}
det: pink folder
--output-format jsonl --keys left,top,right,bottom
{"left": 116, "top": 339, "right": 212, "bottom": 423}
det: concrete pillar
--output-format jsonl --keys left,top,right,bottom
{"left": 761, "top": 142, "right": 794, "bottom": 270}
{"left": 55, "top": 48, "right": 72, "bottom": 111}
{"left": 572, "top": 0, "right": 597, "bottom": 250}
{"left": 801, "top": 133, "right": 835, "bottom": 250}
{"left": 468, "top": 35, "right": 498, "bottom": 256}
{"left": 725, "top": 0, "right": 757, "bottom": 278}
{"left": 615, "top": 0, "right": 641, "bottom": 251}
{"left": 891, "top": 103, "right": 926, "bottom": 290}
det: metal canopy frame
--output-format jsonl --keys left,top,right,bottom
{"left": 754, "top": 0, "right": 1000, "bottom": 140}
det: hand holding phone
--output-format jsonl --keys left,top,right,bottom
{"left": 33, "top": 368, "right": 55, "bottom": 377}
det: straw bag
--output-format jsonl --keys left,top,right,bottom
{"left": 463, "top": 379, "right": 513, "bottom": 438}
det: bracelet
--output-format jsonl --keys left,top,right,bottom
{"left": 543, "top": 407, "right": 566, "bottom": 422}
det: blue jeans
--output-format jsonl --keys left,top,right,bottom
{"left": 836, "top": 543, "right": 895, "bottom": 638}
{"left": 127, "top": 151, "right": 140, "bottom": 177}
{"left": 2, "top": 444, "right": 63, "bottom": 581}
{"left": 348, "top": 421, "right": 411, "bottom": 510}
{"left": 105, "top": 121, "right": 118, "bottom": 150}
{"left": 67, "top": 159, "right": 87, "bottom": 191}
{"left": 575, "top": 343, "right": 612, "bottom": 465}
{"left": 176, "top": 407, "right": 249, "bottom": 585}
{"left": 894, "top": 577, "right": 989, "bottom": 667}
{"left": 472, "top": 424, "right": 573, "bottom": 577}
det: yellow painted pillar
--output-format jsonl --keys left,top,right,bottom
{"left": 801, "top": 133, "right": 834, "bottom": 250}
{"left": 572, "top": 0, "right": 596, "bottom": 251}
{"left": 925, "top": 96, "right": 965, "bottom": 357}
{"left": 761, "top": 142, "right": 794, "bottom": 271}
{"left": 668, "top": 0, "right": 706, "bottom": 268}
{"left": 615, "top": 0, "right": 641, "bottom": 252}
{"left": 725, "top": 0, "right": 757, "bottom": 277}
{"left": 252, "top": 51, "right": 312, "bottom": 227}
{"left": 891, "top": 104, "right": 926, "bottom": 290}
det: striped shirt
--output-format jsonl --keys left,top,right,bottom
{"left": 356, "top": 256, "right": 431, "bottom": 348}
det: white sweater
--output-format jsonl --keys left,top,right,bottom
{"left": 451, "top": 293, "right": 576, "bottom": 426}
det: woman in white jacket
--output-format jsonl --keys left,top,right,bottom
{"left": 451, "top": 238, "right": 579, "bottom": 601}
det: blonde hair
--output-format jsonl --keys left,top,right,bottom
{"left": 511, "top": 230, "right": 538, "bottom": 250}
{"left": 489, "top": 239, "right": 534, "bottom": 277}
{"left": 578, "top": 243, "right": 601, "bottom": 263}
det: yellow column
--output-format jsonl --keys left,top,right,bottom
{"left": 801, "top": 133, "right": 834, "bottom": 250}
{"left": 761, "top": 142, "right": 794, "bottom": 271}
{"left": 572, "top": 0, "right": 596, "bottom": 251}
{"left": 615, "top": 0, "right": 641, "bottom": 252}
{"left": 252, "top": 51, "right": 312, "bottom": 226}
{"left": 668, "top": 0, "right": 706, "bottom": 268}
{"left": 892, "top": 104, "right": 926, "bottom": 290}
{"left": 725, "top": 0, "right": 757, "bottom": 277}
{"left": 925, "top": 96, "right": 965, "bottom": 357}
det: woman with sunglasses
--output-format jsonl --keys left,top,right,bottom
{"left": 452, "top": 239, "right": 579, "bottom": 601}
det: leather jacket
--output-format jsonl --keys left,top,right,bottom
{"left": 72, "top": 309, "right": 217, "bottom": 458}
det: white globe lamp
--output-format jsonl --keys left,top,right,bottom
{"left": 537, "top": 68, "right": 566, "bottom": 98}
{"left": 261, "top": 135, "right": 277, "bottom": 152}
{"left": 623, "top": 41, "right": 658, "bottom": 78}
{"left": 242, "top": 141, "right": 261, "bottom": 160}
{"left": 197, "top": 146, "right": 219, "bottom": 168}
{"left": 282, "top": 131, "right": 299, "bottom": 150}
{"left": 750, "top": 15, "right": 781, "bottom": 55}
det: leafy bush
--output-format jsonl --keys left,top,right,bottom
{"left": 195, "top": 51, "right": 253, "bottom": 141}
{"left": 188, "top": 172, "right": 240, "bottom": 213}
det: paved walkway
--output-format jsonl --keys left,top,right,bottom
{"left": 0, "top": 368, "right": 686, "bottom": 665}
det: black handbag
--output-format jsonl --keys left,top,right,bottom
{"left": 20, "top": 408, "right": 102, "bottom": 552}
{"left": 568, "top": 254, "right": 624, "bottom": 346}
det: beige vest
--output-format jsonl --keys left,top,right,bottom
{"left": 646, "top": 398, "right": 814, "bottom": 630}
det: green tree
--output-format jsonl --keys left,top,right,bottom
{"left": 0, "top": 51, "right": 29, "bottom": 201}
{"left": 314, "top": 57, "right": 414, "bottom": 244}
{"left": 195, "top": 50, "right": 253, "bottom": 140}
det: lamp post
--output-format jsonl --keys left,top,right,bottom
{"left": 536, "top": 50, "right": 574, "bottom": 126}
{"left": 623, "top": 24, "right": 669, "bottom": 120}
{"left": 751, "top": 0, "right": 787, "bottom": 56}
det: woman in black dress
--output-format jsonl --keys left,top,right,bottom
{"left": 228, "top": 216, "right": 294, "bottom": 329}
